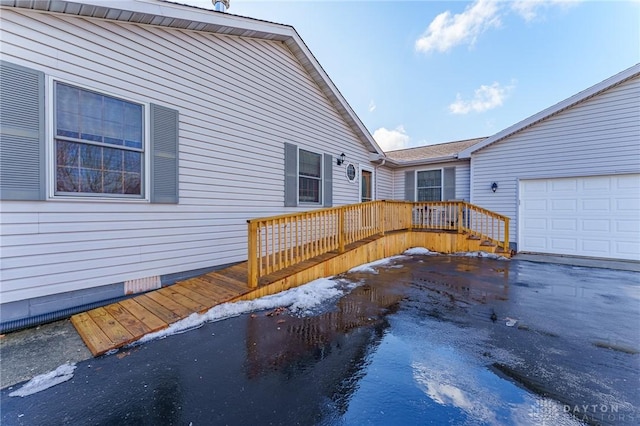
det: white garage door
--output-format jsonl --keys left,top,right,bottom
{"left": 519, "top": 174, "right": 640, "bottom": 260}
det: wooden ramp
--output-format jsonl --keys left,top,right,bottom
{"left": 71, "top": 263, "right": 249, "bottom": 356}
{"left": 72, "top": 229, "right": 509, "bottom": 357}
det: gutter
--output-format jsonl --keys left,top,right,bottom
{"left": 383, "top": 154, "right": 462, "bottom": 168}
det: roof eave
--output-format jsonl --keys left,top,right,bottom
{"left": 384, "top": 154, "right": 465, "bottom": 168}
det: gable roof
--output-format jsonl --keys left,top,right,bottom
{"left": 458, "top": 63, "right": 640, "bottom": 158}
{"left": 384, "top": 137, "right": 485, "bottom": 167}
{"left": 2, "top": 0, "right": 384, "bottom": 155}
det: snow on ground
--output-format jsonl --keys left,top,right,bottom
{"left": 403, "top": 247, "right": 438, "bottom": 256}
{"left": 453, "top": 251, "right": 510, "bottom": 261}
{"left": 134, "top": 277, "right": 359, "bottom": 346}
{"left": 348, "top": 255, "right": 406, "bottom": 274}
{"left": 9, "top": 363, "right": 76, "bottom": 397}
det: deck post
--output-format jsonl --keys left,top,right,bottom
{"left": 338, "top": 207, "right": 345, "bottom": 253}
{"left": 457, "top": 202, "right": 463, "bottom": 233}
{"left": 504, "top": 217, "right": 510, "bottom": 253}
{"left": 248, "top": 220, "right": 259, "bottom": 288}
{"left": 379, "top": 201, "right": 385, "bottom": 236}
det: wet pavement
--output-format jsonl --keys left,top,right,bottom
{"left": 1, "top": 255, "right": 639, "bottom": 425}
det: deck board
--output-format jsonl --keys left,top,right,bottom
{"left": 147, "top": 289, "right": 198, "bottom": 317}
{"left": 103, "top": 303, "right": 153, "bottom": 337}
{"left": 135, "top": 294, "right": 182, "bottom": 324}
{"left": 71, "top": 312, "right": 115, "bottom": 356}
{"left": 87, "top": 308, "right": 135, "bottom": 347}
{"left": 118, "top": 299, "right": 166, "bottom": 332}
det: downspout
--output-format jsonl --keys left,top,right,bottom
{"left": 374, "top": 158, "right": 386, "bottom": 200}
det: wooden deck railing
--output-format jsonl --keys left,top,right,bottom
{"left": 247, "top": 201, "right": 509, "bottom": 288}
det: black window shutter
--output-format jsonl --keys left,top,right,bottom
{"left": 443, "top": 167, "right": 456, "bottom": 200}
{"left": 323, "top": 153, "right": 333, "bottom": 207}
{"left": 404, "top": 170, "right": 415, "bottom": 201}
{"left": 284, "top": 142, "right": 298, "bottom": 207}
{"left": 150, "top": 104, "right": 179, "bottom": 204}
{"left": 0, "top": 61, "right": 45, "bottom": 201}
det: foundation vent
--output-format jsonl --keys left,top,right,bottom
{"left": 125, "top": 276, "right": 161, "bottom": 295}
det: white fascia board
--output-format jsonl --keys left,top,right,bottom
{"left": 32, "top": 0, "right": 296, "bottom": 38}
{"left": 458, "top": 63, "right": 640, "bottom": 159}
{"left": 384, "top": 155, "right": 462, "bottom": 168}
{"left": 285, "top": 31, "right": 385, "bottom": 156}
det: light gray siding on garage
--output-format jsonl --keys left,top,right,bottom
{"left": 470, "top": 75, "right": 640, "bottom": 247}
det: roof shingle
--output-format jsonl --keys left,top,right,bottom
{"left": 385, "top": 137, "right": 486, "bottom": 162}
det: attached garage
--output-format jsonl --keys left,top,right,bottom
{"left": 460, "top": 64, "right": 640, "bottom": 261}
{"left": 519, "top": 174, "right": 640, "bottom": 260}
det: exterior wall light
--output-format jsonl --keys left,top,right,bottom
{"left": 491, "top": 182, "right": 498, "bottom": 193}
{"left": 336, "top": 153, "right": 346, "bottom": 166}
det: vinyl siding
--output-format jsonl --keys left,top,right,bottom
{"left": 0, "top": 9, "right": 379, "bottom": 304}
{"left": 470, "top": 75, "right": 640, "bottom": 245}
{"left": 375, "top": 166, "right": 394, "bottom": 200}
{"left": 390, "top": 161, "right": 471, "bottom": 201}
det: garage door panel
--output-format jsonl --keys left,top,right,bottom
{"left": 582, "top": 199, "right": 610, "bottom": 211}
{"left": 582, "top": 219, "right": 610, "bottom": 232}
{"left": 581, "top": 240, "right": 610, "bottom": 255}
{"left": 616, "top": 241, "right": 640, "bottom": 257}
{"left": 550, "top": 199, "right": 577, "bottom": 211}
{"left": 551, "top": 219, "right": 577, "bottom": 231}
{"left": 522, "top": 180, "right": 547, "bottom": 192}
{"left": 550, "top": 238, "right": 577, "bottom": 251}
{"left": 617, "top": 175, "right": 640, "bottom": 189}
{"left": 616, "top": 198, "right": 640, "bottom": 211}
{"left": 522, "top": 236, "right": 547, "bottom": 251}
{"left": 523, "top": 199, "right": 547, "bottom": 210}
{"left": 616, "top": 219, "right": 640, "bottom": 233}
{"left": 582, "top": 176, "right": 611, "bottom": 190}
{"left": 551, "top": 179, "right": 578, "bottom": 191}
{"left": 524, "top": 218, "right": 547, "bottom": 230}
{"left": 520, "top": 174, "right": 640, "bottom": 261}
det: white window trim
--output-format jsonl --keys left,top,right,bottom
{"left": 46, "top": 76, "right": 151, "bottom": 202}
{"left": 297, "top": 146, "right": 323, "bottom": 206}
{"left": 360, "top": 164, "right": 375, "bottom": 202}
{"left": 415, "top": 168, "right": 443, "bottom": 202}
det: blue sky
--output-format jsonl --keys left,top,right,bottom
{"left": 178, "top": 1, "right": 639, "bottom": 151}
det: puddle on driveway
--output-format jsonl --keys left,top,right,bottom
{"left": 2, "top": 255, "right": 638, "bottom": 425}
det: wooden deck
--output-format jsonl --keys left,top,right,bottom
{"left": 71, "top": 263, "right": 249, "bottom": 356}
{"left": 72, "top": 229, "right": 507, "bottom": 357}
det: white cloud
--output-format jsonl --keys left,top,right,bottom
{"left": 511, "top": 0, "right": 582, "bottom": 22}
{"left": 373, "top": 126, "right": 411, "bottom": 151}
{"left": 449, "top": 81, "right": 515, "bottom": 114}
{"left": 368, "top": 100, "right": 376, "bottom": 112}
{"left": 415, "top": 0, "right": 582, "bottom": 53}
{"left": 415, "top": 0, "right": 501, "bottom": 53}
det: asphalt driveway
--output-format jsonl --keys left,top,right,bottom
{"left": 1, "top": 253, "right": 638, "bottom": 425}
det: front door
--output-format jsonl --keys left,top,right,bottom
{"left": 361, "top": 169, "right": 373, "bottom": 202}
